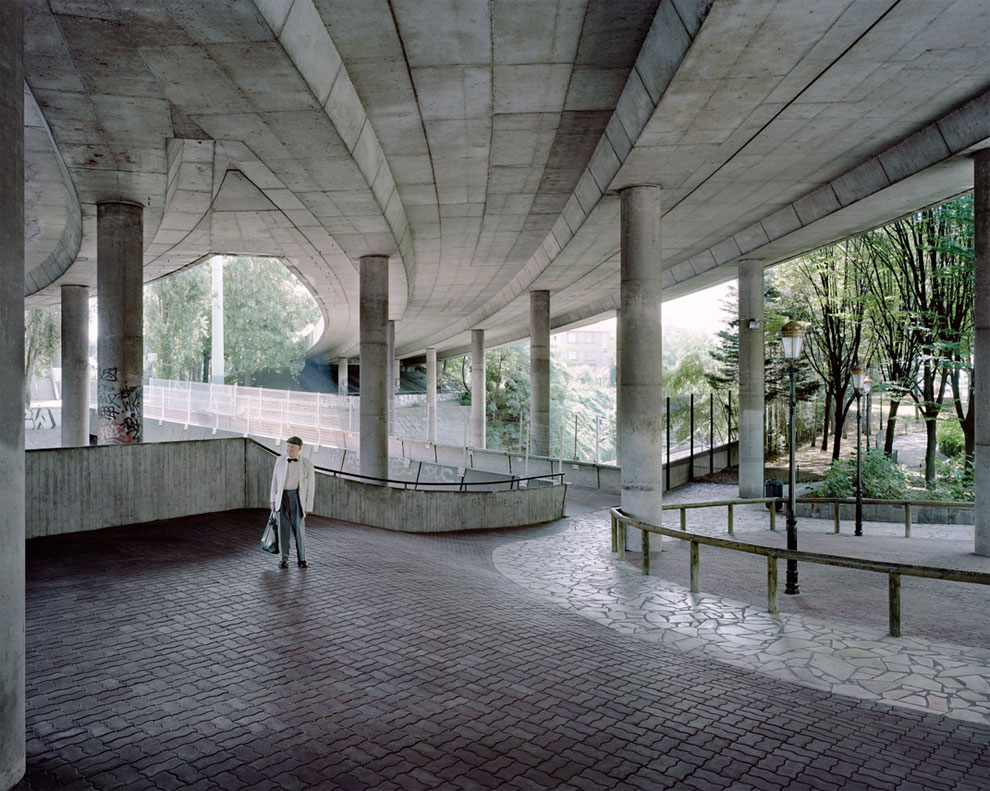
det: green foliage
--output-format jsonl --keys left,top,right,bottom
{"left": 223, "top": 257, "right": 320, "bottom": 383}
{"left": 814, "top": 450, "right": 910, "bottom": 500}
{"left": 25, "top": 305, "right": 61, "bottom": 405}
{"left": 144, "top": 256, "right": 320, "bottom": 384}
{"left": 145, "top": 265, "right": 210, "bottom": 380}
{"left": 937, "top": 418, "right": 965, "bottom": 459}
{"left": 929, "top": 457, "right": 974, "bottom": 502}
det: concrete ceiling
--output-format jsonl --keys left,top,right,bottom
{"left": 22, "top": 0, "right": 990, "bottom": 362}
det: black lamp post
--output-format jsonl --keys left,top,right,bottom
{"left": 851, "top": 366, "right": 870, "bottom": 537}
{"left": 780, "top": 319, "right": 806, "bottom": 595}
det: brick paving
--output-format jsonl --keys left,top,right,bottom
{"left": 15, "top": 510, "right": 990, "bottom": 790}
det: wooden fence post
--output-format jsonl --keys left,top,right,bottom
{"left": 767, "top": 556, "right": 778, "bottom": 614}
{"left": 690, "top": 541, "right": 699, "bottom": 593}
{"left": 889, "top": 573, "right": 901, "bottom": 637}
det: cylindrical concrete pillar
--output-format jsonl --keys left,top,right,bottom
{"left": 96, "top": 202, "right": 144, "bottom": 444}
{"left": 426, "top": 347, "right": 437, "bottom": 444}
{"left": 614, "top": 308, "right": 621, "bottom": 466}
{"left": 0, "top": 4, "right": 26, "bottom": 788}
{"left": 529, "top": 290, "right": 550, "bottom": 456}
{"left": 210, "top": 257, "right": 224, "bottom": 384}
{"left": 387, "top": 320, "right": 396, "bottom": 436}
{"left": 738, "top": 260, "right": 765, "bottom": 498}
{"left": 359, "top": 256, "right": 389, "bottom": 481}
{"left": 471, "top": 329, "right": 486, "bottom": 448}
{"left": 619, "top": 185, "right": 663, "bottom": 551}
{"left": 975, "top": 150, "right": 989, "bottom": 556}
{"left": 337, "top": 357, "right": 348, "bottom": 395}
{"left": 60, "top": 285, "right": 90, "bottom": 447}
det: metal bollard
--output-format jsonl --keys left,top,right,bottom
{"left": 904, "top": 504, "right": 912, "bottom": 538}
{"left": 888, "top": 573, "right": 901, "bottom": 637}
{"left": 727, "top": 503, "right": 734, "bottom": 535}
{"left": 642, "top": 527, "right": 650, "bottom": 576}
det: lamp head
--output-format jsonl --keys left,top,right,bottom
{"left": 862, "top": 376, "right": 872, "bottom": 395}
{"left": 780, "top": 319, "right": 806, "bottom": 360}
{"left": 851, "top": 365, "right": 865, "bottom": 391}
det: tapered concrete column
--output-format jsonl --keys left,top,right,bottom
{"left": 60, "top": 285, "right": 90, "bottom": 447}
{"left": 0, "top": 4, "right": 25, "bottom": 788}
{"left": 426, "top": 347, "right": 438, "bottom": 444}
{"left": 471, "top": 329, "right": 486, "bottom": 448}
{"left": 614, "top": 309, "right": 621, "bottom": 466}
{"left": 738, "top": 260, "right": 765, "bottom": 498}
{"left": 96, "top": 202, "right": 144, "bottom": 444}
{"left": 975, "top": 150, "right": 989, "bottom": 556}
{"left": 360, "top": 256, "right": 389, "bottom": 481}
{"left": 337, "top": 357, "right": 348, "bottom": 395}
{"left": 619, "top": 185, "right": 663, "bottom": 551}
{"left": 387, "top": 320, "right": 396, "bottom": 435}
{"left": 529, "top": 290, "right": 550, "bottom": 456}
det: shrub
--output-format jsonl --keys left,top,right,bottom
{"left": 928, "top": 457, "right": 975, "bottom": 502}
{"left": 937, "top": 419, "right": 966, "bottom": 459}
{"left": 813, "top": 450, "right": 911, "bottom": 500}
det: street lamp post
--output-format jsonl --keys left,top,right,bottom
{"left": 851, "top": 366, "right": 871, "bottom": 537}
{"left": 780, "top": 320, "right": 806, "bottom": 596}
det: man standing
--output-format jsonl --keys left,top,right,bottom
{"left": 270, "top": 436, "right": 315, "bottom": 569}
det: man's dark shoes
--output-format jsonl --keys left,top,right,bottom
{"left": 279, "top": 560, "right": 288, "bottom": 569}
{"left": 298, "top": 561, "right": 308, "bottom": 568}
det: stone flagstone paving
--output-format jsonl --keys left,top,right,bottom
{"left": 493, "top": 511, "right": 990, "bottom": 726}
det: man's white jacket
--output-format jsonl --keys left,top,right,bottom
{"left": 270, "top": 453, "right": 316, "bottom": 515}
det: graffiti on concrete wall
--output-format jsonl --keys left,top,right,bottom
{"left": 97, "top": 367, "right": 142, "bottom": 443}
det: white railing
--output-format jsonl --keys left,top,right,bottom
{"left": 88, "top": 379, "right": 467, "bottom": 447}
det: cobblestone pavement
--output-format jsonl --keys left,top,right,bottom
{"left": 16, "top": 508, "right": 990, "bottom": 790}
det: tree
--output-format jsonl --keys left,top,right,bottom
{"left": 222, "top": 257, "right": 320, "bottom": 384}
{"left": 783, "top": 241, "right": 869, "bottom": 460}
{"left": 24, "top": 306, "right": 60, "bottom": 406}
{"left": 862, "top": 196, "right": 974, "bottom": 485}
{"left": 144, "top": 265, "right": 210, "bottom": 381}
{"left": 144, "top": 256, "right": 320, "bottom": 385}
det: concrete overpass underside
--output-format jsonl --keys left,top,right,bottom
{"left": 21, "top": 0, "right": 989, "bottom": 358}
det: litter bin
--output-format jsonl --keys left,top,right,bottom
{"left": 765, "top": 478, "right": 783, "bottom": 511}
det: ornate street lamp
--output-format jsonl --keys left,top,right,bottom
{"left": 780, "top": 319, "right": 806, "bottom": 595}
{"left": 851, "top": 366, "right": 870, "bottom": 537}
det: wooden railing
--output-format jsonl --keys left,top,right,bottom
{"left": 609, "top": 507, "right": 990, "bottom": 637}
{"left": 793, "top": 497, "right": 974, "bottom": 537}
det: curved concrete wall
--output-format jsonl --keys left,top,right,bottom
{"left": 245, "top": 441, "right": 567, "bottom": 532}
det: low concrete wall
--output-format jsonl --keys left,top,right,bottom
{"left": 245, "top": 441, "right": 567, "bottom": 532}
{"left": 796, "top": 500, "right": 975, "bottom": 525}
{"left": 26, "top": 438, "right": 247, "bottom": 538}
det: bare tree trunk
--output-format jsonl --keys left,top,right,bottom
{"left": 884, "top": 399, "right": 901, "bottom": 455}
{"left": 924, "top": 416, "right": 938, "bottom": 486}
{"left": 820, "top": 391, "right": 831, "bottom": 452}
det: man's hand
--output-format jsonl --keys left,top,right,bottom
{"left": 270, "top": 501, "right": 276, "bottom": 512}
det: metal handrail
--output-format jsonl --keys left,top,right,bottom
{"left": 609, "top": 506, "right": 990, "bottom": 637}
{"left": 255, "top": 442, "right": 564, "bottom": 491}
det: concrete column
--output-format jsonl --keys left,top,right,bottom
{"left": 0, "top": 4, "right": 25, "bottom": 788}
{"left": 529, "top": 290, "right": 550, "bottom": 456}
{"left": 619, "top": 185, "right": 663, "bottom": 551}
{"left": 471, "top": 329, "right": 486, "bottom": 448}
{"left": 359, "top": 255, "right": 389, "bottom": 481}
{"left": 426, "top": 347, "right": 437, "bottom": 444}
{"left": 738, "top": 260, "right": 765, "bottom": 498}
{"left": 96, "top": 202, "right": 144, "bottom": 444}
{"left": 60, "top": 285, "right": 90, "bottom": 447}
{"left": 387, "top": 320, "right": 396, "bottom": 436}
{"left": 614, "top": 308, "right": 621, "bottom": 466}
{"left": 975, "top": 150, "right": 989, "bottom": 556}
{"left": 337, "top": 357, "right": 348, "bottom": 395}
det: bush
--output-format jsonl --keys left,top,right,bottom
{"left": 928, "top": 456, "right": 975, "bottom": 502}
{"left": 937, "top": 419, "right": 966, "bottom": 459}
{"left": 813, "top": 450, "right": 911, "bottom": 500}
